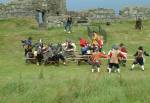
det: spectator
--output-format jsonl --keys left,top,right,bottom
{"left": 64, "top": 15, "right": 72, "bottom": 34}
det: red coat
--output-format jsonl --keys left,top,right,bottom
{"left": 120, "top": 47, "right": 127, "bottom": 53}
{"left": 90, "top": 52, "right": 108, "bottom": 64}
{"left": 97, "top": 39, "right": 103, "bottom": 49}
{"left": 80, "top": 38, "right": 88, "bottom": 47}
{"left": 120, "top": 47, "right": 127, "bottom": 59}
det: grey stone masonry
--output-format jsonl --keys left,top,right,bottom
{"left": 0, "top": 0, "right": 66, "bottom": 19}
{"left": 119, "top": 7, "right": 150, "bottom": 19}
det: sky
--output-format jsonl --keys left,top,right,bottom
{"left": 0, "top": 0, "right": 150, "bottom": 13}
{"left": 66, "top": 0, "right": 150, "bottom": 13}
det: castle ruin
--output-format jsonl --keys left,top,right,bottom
{"left": 0, "top": 0, "right": 67, "bottom": 27}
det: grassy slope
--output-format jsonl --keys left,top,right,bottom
{"left": 0, "top": 18, "right": 150, "bottom": 103}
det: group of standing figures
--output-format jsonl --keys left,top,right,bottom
{"left": 22, "top": 30, "right": 149, "bottom": 74}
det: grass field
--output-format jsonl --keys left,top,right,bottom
{"left": 0, "top": 18, "right": 150, "bottom": 103}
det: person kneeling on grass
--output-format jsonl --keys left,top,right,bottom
{"left": 89, "top": 48, "right": 108, "bottom": 73}
{"left": 108, "top": 45, "right": 126, "bottom": 74}
{"left": 131, "top": 46, "right": 149, "bottom": 71}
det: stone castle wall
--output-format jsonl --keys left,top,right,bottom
{"left": 0, "top": 1, "right": 150, "bottom": 26}
{"left": 68, "top": 8, "right": 116, "bottom": 24}
{"left": 0, "top": 0, "right": 66, "bottom": 18}
{"left": 119, "top": 7, "right": 150, "bottom": 19}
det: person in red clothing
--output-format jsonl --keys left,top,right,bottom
{"left": 97, "top": 36, "right": 104, "bottom": 52}
{"left": 79, "top": 38, "right": 88, "bottom": 47}
{"left": 79, "top": 38, "right": 89, "bottom": 55}
{"left": 89, "top": 49, "right": 108, "bottom": 72}
{"left": 119, "top": 43, "right": 128, "bottom": 66}
{"left": 108, "top": 45, "right": 126, "bottom": 73}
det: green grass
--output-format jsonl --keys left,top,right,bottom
{"left": 0, "top": 18, "right": 150, "bottom": 103}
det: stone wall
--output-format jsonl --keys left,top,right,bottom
{"left": 0, "top": 0, "right": 66, "bottom": 19}
{"left": 68, "top": 8, "right": 115, "bottom": 24}
{"left": 1, "top": 1, "right": 150, "bottom": 26}
{"left": 119, "top": 7, "right": 150, "bottom": 19}
{"left": 0, "top": 0, "right": 34, "bottom": 18}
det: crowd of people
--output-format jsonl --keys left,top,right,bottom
{"left": 22, "top": 37, "right": 77, "bottom": 65}
{"left": 22, "top": 30, "right": 149, "bottom": 74}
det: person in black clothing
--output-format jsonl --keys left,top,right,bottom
{"left": 135, "top": 17, "right": 143, "bottom": 30}
{"left": 64, "top": 15, "right": 72, "bottom": 34}
{"left": 62, "top": 40, "right": 76, "bottom": 58}
{"left": 131, "top": 46, "right": 149, "bottom": 71}
{"left": 21, "top": 37, "right": 33, "bottom": 56}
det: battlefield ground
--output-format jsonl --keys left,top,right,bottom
{"left": 0, "top": 18, "right": 150, "bottom": 103}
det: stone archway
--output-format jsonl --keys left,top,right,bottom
{"left": 36, "top": 9, "right": 47, "bottom": 28}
